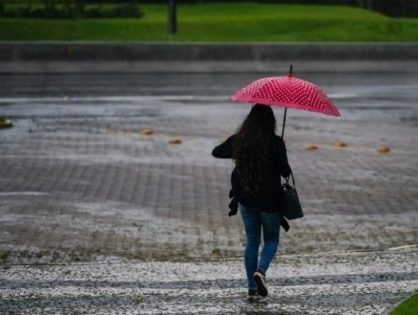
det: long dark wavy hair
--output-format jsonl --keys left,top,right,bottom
{"left": 233, "top": 104, "right": 276, "bottom": 195}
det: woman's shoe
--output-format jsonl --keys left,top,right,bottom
{"left": 253, "top": 271, "right": 268, "bottom": 297}
{"left": 247, "top": 289, "right": 259, "bottom": 301}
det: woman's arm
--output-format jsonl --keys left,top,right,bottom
{"left": 211, "top": 135, "right": 235, "bottom": 159}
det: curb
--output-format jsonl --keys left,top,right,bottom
{"left": 1, "top": 42, "right": 418, "bottom": 74}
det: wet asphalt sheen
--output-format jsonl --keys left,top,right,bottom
{"left": 0, "top": 73, "right": 417, "bottom": 314}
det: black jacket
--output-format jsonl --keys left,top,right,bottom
{"left": 212, "top": 134, "right": 292, "bottom": 230}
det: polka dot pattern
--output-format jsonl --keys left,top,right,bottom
{"left": 230, "top": 75, "right": 340, "bottom": 117}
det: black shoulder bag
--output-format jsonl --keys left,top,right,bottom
{"left": 282, "top": 171, "right": 304, "bottom": 220}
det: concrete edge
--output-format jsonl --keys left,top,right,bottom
{"left": 2, "top": 61, "right": 418, "bottom": 74}
{"left": 1, "top": 42, "right": 418, "bottom": 73}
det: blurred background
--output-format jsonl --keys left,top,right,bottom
{"left": 1, "top": 0, "right": 418, "bottom": 41}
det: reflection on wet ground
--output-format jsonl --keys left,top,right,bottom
{"left": 0, "top": 73, "right": 417, "bottom": 314}
{"left": 0, "top": 72, "right": 417, "bottom": 257}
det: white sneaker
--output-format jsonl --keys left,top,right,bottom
{"left": 253, "top": 272, "right": 268, "bottom": 297}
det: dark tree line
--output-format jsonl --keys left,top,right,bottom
{"left": 0, "top": 0, "right": 144, "bottom": 18}
{"left": 362, "top": 0, "right": 418, "bottom": 17}
{"left": 1, "top": 0, "right": 417, "bottom": 17}
{"left": 138, "top": 0, "right": 418, "bottom": 17}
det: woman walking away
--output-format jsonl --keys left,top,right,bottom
{"left": 212, "top": 104, "right": 291, "bottom": 301}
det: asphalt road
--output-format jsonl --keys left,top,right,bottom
{"left": 0, "top": 72, "right": 417, "bottom": 314}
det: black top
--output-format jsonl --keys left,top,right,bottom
{"left": 212, "top": 134, "right": 291, "bottom": 213}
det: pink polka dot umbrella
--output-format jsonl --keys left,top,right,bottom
{"left": 230, "top": 65, "right": 340, "bottom": 138}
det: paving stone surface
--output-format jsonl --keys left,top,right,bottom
{"left": 0, "top": 73, "right": 417, "bottom": 314}
{"left": 0, "top": 249, "right": 417, "bottom": 315}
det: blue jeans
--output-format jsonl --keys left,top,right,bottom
{"left": 239, "top": 203, "right": 281, "bottom": 290}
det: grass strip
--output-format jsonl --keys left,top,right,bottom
{"left": 1, "top": 4, "right": 418, "bottom": 41}
{"left": 390, "top": 292, "right": 418, "bottom": 315}
{"left": 0, "top": 116, "right": 13, "bottom": 129}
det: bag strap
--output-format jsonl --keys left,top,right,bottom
{"left": 285, "top": 170, "right": 296, "bottom": 188}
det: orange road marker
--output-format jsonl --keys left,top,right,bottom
{"left": 377, "top": 145, "right": 391, "bottom": 154}
{"left": 169, "top": 137, "right": 182, "bottom": 145}
{"left": 140, "top": 128, "right": 155, "bottom": 136}
{"left": 305, "top": 144, "right": 319, "bottom": 151}
{"left": 334, "top": 141, "right": 348, "bottom": 148}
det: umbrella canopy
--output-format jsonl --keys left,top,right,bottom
{"left": 229, "top": 67, "right": 340, "bottom": 137}
{"left": 230, "top": 75, "right": 340, "bottom": 117}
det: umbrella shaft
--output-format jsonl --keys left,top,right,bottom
{"left": 281, "top": 107, "right": 287, "bottom": 138}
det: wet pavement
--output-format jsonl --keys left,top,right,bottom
{"left": 0, "top": 73, "right": 417, "bottom": 314}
